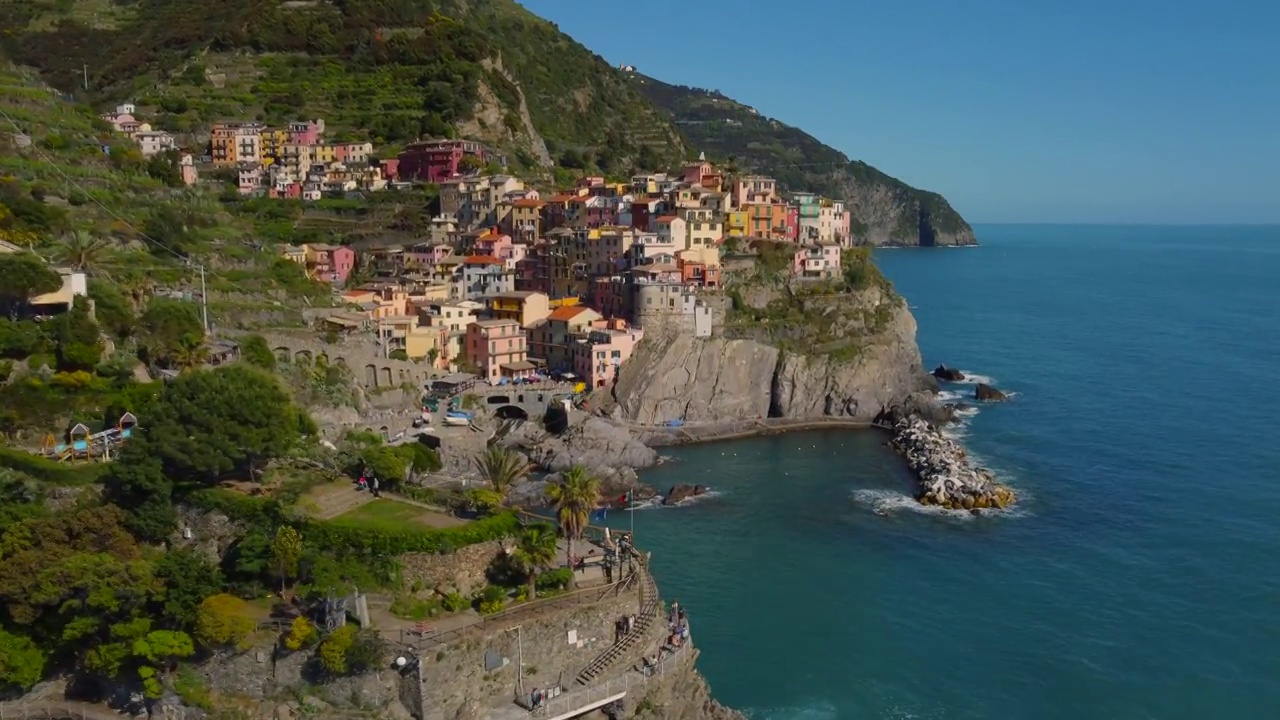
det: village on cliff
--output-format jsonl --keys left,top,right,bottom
{"left": 93, "top": 107, "right": 858, "bottom": 388}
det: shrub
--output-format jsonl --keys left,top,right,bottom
{"left": 536, "top": 568, "right": 573, "bottom": 593}
{"left": 441, "top": 592, "right": 468, "bottom": 613}
{"left": 317, "top": 625, "right": 355, "bottom": 674}
{"left": 283, "top": 616, "right": 318, "bottom": 651}
{"left": 0, "top": 446, "right": 109, "bottom": 485}
{"left": 475, "top": 584, "right": 507, "bottom": 615}
{"left": 299, "top": 511, "right": 520, "bottom": 556}
{"left": 194, "top": 594, "right": 256, "bottom": 650}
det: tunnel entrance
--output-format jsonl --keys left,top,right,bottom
{"left": 495, "top": 405, "right": 529, "bottom": 421}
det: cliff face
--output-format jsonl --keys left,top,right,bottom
{"left": 612, "top": 285, "right": 936, "bottom": 424}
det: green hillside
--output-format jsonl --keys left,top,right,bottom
{"left": 0, "top": 0, "right": 686, "bottom": 176}
{"left": 631, "top": 75, "right": 976, "bottom": 246}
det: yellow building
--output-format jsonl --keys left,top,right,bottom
{"left": 724, "top": 211, "right": 749, "bottom": 238}
{"left": 486, "top": 290, "right": 551, "bottom": 328}
{"left": 260, "top": 128, "right": 290, "bottom": 162}
{"left": 313, "top": 144, "right": 338, "bottom": 164}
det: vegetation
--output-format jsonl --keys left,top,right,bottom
{"left": 545, "top": 465, "right": 601, "bottom": 571}
{"left": 0, "top": 0, "right": 685, "bottom": 177}
{"left": 630, "top": 74, "right": 973, "bottom": 243}
{"left": 473, "top": 445, "right": 533, "bottom": 503}
{"left": 510, "top": 522, "right": 558, "bottom": 600}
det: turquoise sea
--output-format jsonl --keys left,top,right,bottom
{"left": 611, "top": 225, "right": 1280, "bottom": 719}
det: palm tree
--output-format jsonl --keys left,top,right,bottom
{"left": 544, "top": 465, "right": 601, "bottom": 569}
{"left": 168, "top": 333, "right": 209, "bottom": 372}
{"left": 510, "top": 523, "right": 558, "bottom": 600}
{"left": 58, "top": 230, "right": 111, "bottom": 275}
{"left": 473, "top": 446, "right": 534, "bottom": 502}
{"left": 116, "top": 271, "right": 154, "bottom": 313}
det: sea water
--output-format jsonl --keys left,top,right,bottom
{"left": 610, "top": 225, "right": 1280, "bottom": 719}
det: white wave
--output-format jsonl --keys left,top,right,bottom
{"left": 851, "top": 488, "right": 1031, "bottom": 519}
{"left": 935, "top": 389, "right": 965, "bottom": 403}
{"left": 628, "top": 489, "right": 725, "bottom": 511}
{"left": 954, "top": 370, "right": 996, "bottom": 385}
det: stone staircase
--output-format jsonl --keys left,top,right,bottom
{"left": 574, "top": 562, "right": 661, "bottom": 685}
{"left": 310, "top": 485, "right": 377, "bottom": 520}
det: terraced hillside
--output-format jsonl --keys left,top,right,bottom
{"left": 0, "top": 0, "right": 686, "bottom": 177}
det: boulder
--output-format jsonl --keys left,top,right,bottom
{"left": 663, "top": 484, "right": 706, "bottom": 506}
{"left": 887, "top": 416, "right": 1017, "bottom": 511}
{"left": 931, "top": 364, "right": 966, "bottom": 382}
{"left": 974, "top": 383, "right": 1007, "bottom": 402}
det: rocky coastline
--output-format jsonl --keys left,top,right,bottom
{"left": 887, "top": 415, "right": 1016, "bottom": 511}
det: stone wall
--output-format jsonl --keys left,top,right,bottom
{"left": 416, "top": 585, "right": 644, "bottom": 720}
{"left": 244, "top": 330, "right": 438, "bottom": 390}
{"left": 400, "top": 541, "right": 505, "bottom": 597}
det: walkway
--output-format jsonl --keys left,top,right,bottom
{"left": 575, "top": 560, "right": 658, "bottom": 684}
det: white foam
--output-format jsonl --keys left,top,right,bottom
{"left": 851, "top": 488, "right": 1031, "bottom": 519}
{"left": 954, "top": 370, "right": 996, "bottom": 386}
{"left": 628, "top": 489, "right": 725, "bottom": 511}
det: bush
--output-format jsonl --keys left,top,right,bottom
{"left": 194, "top": 594, "right": 256, "bottom": 650}
{"left": 300, "top": 511, "right": 520, "bottom": 556}
{"left": 476, "top": 584, "right": 507, "bottom": 616}
{"left": 283, "top": 616, "right": 318, "bottom": 651}
{"left": 389, "top": 594, "right": 441, "bottom": 621}
{"left": 536, "top": 568, "right": 573, "bottom": 593}
{"left": 0, "top": 446, "right": 109, "bottom": 485}
{"left": 441, "top": 592, "right": 468, "bottom": 613}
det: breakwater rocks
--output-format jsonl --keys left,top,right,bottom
{"left": 888, "top": 417, "right": 1016, "bottom": 511}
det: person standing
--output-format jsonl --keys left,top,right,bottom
{"left": 371, "top": 476, "right": 381, "bottom": 498}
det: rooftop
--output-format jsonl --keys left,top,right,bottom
{"left": 548, "top": 305, "right": 594, "bottom": 322}
{"left": 472, "top": 318, "right": 521, "bottom": 328}
{"left": 464, "top": 255, "right": 503, "bottom": 266}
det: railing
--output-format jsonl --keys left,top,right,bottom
{"left": 524, "top": 674, "right": 633, "bottom": 718}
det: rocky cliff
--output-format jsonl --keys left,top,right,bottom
{"left": 610, "top": 280, "right": 938, "bottom": 425}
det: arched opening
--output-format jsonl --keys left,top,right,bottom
{"left": 315, "top": 352, "right": 329, "bottom": 366}
{"left": 379, "top": 425, "right": 390, "bottom": 441}
{"left": 294, "top": 350, "right": 313, "bottom": 364}
{"left": 335, "top": 356, "right": 348, "bottom": 367}
{"left": 495, "top": 405, "right": 529, "bottom": 421}
{"left": 274, "top": 346, "right": 291, "bottom": 362}
{"left": 364, "top": 364, "right": 378, "bottom": 387}
{"left": 380, "top": 367, "right": 393, "bottom": 386}
{"left": 486, "top": 395, "right": 510, "bottom": 405}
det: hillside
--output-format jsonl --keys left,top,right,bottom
{"left": 0, "top": 0, "right": 686, "bottom": 178}
{"left": 0, "top": 59, "right": 332, "bottom": 328}
{"left": 631, "top": 75, "right": 976, "bottom": 246}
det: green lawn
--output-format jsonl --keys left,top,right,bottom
{"left": 336, "top": 498, "right": 465, "bottom": 529}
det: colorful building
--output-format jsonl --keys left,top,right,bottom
{"left": 570, "top": 318, "right": 645, "bottom": 389}
{"left": 397, "top": 139, "right": 486, "bottom": 182}
{"left": 465, "top": 319, "right": 533, "bottom": 384}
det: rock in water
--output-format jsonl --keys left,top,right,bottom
{"left": 887, "top": 416, "right": 1016, "bottom": 510}
{"left": 932, "top": 364, "right": 966, "bottom": 381}
{"left": 664, "top": 484, "right": 703, "bottom": 505}
{"left": 974, "top": 383, "right": 1007, "bottom": 402}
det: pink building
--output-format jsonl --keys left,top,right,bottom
{"left": 465, "top": 319, "right": 534, "bottom": 384}
{"left": 309, "top": 244, "right": 357, "bottom": 284}
{"left": 474, "top": 229, "right": 513, "bottom": 258}
{"left": 792, "top": 243, "right": 842, "bottom": 279}
{"left": 571, "top": 318, "right": 644, "bottom": 389}
{"left": 784, "top": 206, "right": 800, "bottom": 241}
{"left": 179, "top": 154, "right": 198, "bottom": 186}
{"left": 287, "top": 120, "right": 324, "bottom": 146}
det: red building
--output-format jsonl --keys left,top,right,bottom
{"left": 784, "top": 205, "right": 799, "bottom": 241}
{"left": 396, "top": 139, "right": 485, "bottom": 182}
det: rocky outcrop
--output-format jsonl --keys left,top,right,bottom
{"left": 932, "top": 364, "right": 965, "bottom": 381}
{"left": 888, "top": 417, "right": 1015, "bottom": 510}
{"left": 664, "top": 484, "right": 707, "bottom": 506}
{"left": 975, "top": 383, "right": 1007, "bottom": 402}
{"left": 494, "top": 415, "right": 658, "bottom": 472}
{"left": 611, "top": 289, "right": 934, "bottom": 425}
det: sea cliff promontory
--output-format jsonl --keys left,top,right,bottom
{"left": 597, "top": 243, "right": 1014, "bottom": 510}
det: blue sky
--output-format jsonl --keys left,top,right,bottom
{"left": 518, "top": 0, "right": 1279, "bottom": 224}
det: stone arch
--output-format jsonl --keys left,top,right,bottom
{"left": 294, "top": 349, "right": 312, "bottom": 364}
{"left": 380, "top": 367, "right": 393, "bottom": 387}
{"left": 379, "top": 425, "right": 389, "bottom": 440}
{"left": 334, "top": 356, "right": 348, "bottom": 367}
{"left": 486, "top": 395, "right": 510, "bottom": 405}
{"left": 364, "top": 364, "right": 378, "bottom": 387}
{"left": 398, "top": 368, "right": 409, "bottom": 383}
{"left": 274, "top": 346, "right": 290, "bottom": 362}
{"left": 495, "top": 405, "right": 529, "bottom": 421}
{"left": 315, "top": 352, "right": 329, "bottom": 366}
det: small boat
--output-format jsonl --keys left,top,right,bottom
{"left": 443, "top": 410, "right": 473, "bottom": 427}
